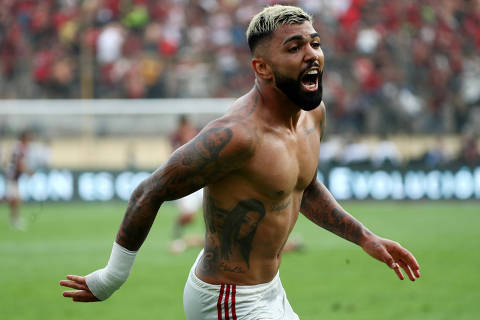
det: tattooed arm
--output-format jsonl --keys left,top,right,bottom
{"left": 117, "top": 120, "right": 255, "bottom": 251}
{"left": 302, "top": 101, "right": 419, "bottom": 281}
{"left": 300, "top": 178, "right": 420, "bottom": 281}
{"left": 300, "top": 178, "right": 372, "bottom": 246}
{"left": 60, "top": 119, "right": 256, "bottom": 302}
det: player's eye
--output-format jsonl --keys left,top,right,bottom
{"left": 288, "top": 46, "right": 299, "bottom": 53}
{"left": 311, "top": 42, "right": 321, "bottom": 49}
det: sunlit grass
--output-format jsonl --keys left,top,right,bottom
{"left": 0, "top": 201, "right": 478, "bottom": 320}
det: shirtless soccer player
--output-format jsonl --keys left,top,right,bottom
{"left": 60, "top": 5, "right": 420, "bottom": 319}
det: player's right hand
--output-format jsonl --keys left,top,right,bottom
{"left": 60, "top": 275, "right": 100, "bottom": 302}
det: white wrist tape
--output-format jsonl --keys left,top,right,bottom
{"left": 85, "top": 242, "right": 137, "bottom": 300}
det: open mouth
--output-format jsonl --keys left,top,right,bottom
{"left": 301, "top": 69, "right": 319, "bottom": 92}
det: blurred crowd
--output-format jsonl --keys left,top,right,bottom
{"left": 318, "top": 133, "right": 479, "bottom": 168}
{"left": 1, "top": 0, "right": 480, "bottom": 136}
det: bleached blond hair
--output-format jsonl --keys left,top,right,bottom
{"left": 246, "top": 5, "right": 312, "bottom": 54}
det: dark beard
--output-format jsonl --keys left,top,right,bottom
{"left": 274, "top": 69, "right": 323, "bottom": 111}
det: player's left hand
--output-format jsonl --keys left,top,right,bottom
{"left": 60, "top": 275, "right": 100, "bottom": 302}
{"left": 361, "top": 236, "right": 421, "bottom": 281}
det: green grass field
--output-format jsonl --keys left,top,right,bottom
{"left": 1, "top": 201, "right": 479, "bottom": 320}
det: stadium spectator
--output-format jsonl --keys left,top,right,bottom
{"left": 458, "top": 131, "right": 480, "bottom": 166}
{"left": 318, "top": 135, "right": 343, "bottom": 165}
{"left": 371, "top": 134, "right": 402, "bottom": 167}
{"left": 0, "top": 0, "right": 479, "bottom": 135}
{"left": 341, "top": 134, "right": 371, "bottom": 165}
{"left": 424, "top": 137, "right": 450, "bottom": 168}
{"left": 28, "top": 137, "right": 52, "bottom": 170}
{"left": 60, "top": 6, "right": 420, "bottom": 319}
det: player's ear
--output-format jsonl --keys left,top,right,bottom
{"left": 251, "top": 58, "right": 273, "bottom": 80}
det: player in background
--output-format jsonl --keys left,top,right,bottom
{"left": 4, "top": 130, "right": 34, "bottom": 230}
{"left": 169, "top": 115, "right": 204, "bottom": 253}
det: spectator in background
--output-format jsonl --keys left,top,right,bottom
{"left": 96, "top": 22, "right": 125, "bottom": 65}
{"left": 341, "top": 133, "right": 371, "bottom": 165}
{"left": 459, "top": 131, "right": 479, "bottom": 166}
{"left": 371, "top": 134, "right": 402, "bottom": 168}
{"left": 424, "top": 136, "right": 450, "bottom": 168}
{"left": 318, "top": 136, "right": 343, "bottom": 165}
{"left": 3, "top": 130, "right": 34, "bottom": 230}
{"left": 28, "top": 137, "right": 52, "bottom": 171}
{"left": 0, "top": 0, "right": 479, "bottom": 136}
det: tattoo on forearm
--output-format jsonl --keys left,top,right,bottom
{"left": 326, "top": 208, "right": 364, "bottom": 244}
{"left": 369, "top": 240, "right": 381, "bottom": 248}
{"left": 300, "top": 180, "right": 369, "bottom": 245}
{"left": 116, "top": 186, "right": 159, "bottom": 248}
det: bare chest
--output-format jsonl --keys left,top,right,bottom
{"left": 245, "top": 131, "right": 320, "bottom": 199}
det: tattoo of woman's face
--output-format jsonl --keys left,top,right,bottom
{"left": 205, "top": 197, "right": 266, "bottom": 268}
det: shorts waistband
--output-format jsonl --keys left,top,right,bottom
{"left": 189, "top": 249, "right": 280, "bottom": 297}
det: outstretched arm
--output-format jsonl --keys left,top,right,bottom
{"left": 60, "top": 119, "right": 256, "bottom": 302}
{"left": 300, "top": 178, "right": 420, "bottom": 281}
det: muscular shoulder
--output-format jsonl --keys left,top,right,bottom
{"left": 195, "top": 114, "right": 258, "bottom": 169}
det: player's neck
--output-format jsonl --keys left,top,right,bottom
{"left": 254, "top": 81, "right": 302, "bottom": 131}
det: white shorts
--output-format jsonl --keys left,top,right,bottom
{"left": 183, "top": 250, "right": 300, "bottom": 320}
{"left": 5, "top": 180, "right": 20, "bottom": 200}
{"left": 176, "top": 189, "right": 203, "bottom": 214}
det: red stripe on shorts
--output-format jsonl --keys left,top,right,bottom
{"left": 224, "top": 284, "right": 231, "bottom": 320}
{"left": 217, "top": 284, "right": 225, "bottom": 320}
{"left": 231, "top": 285, "right": 237, "bottom": 320}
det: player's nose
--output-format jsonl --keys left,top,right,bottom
{"left": 304, "top": 45, "right": 324, "bottom": 68}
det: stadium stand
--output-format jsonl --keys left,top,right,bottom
{"left": 1, "top": 0, "right": 479, "bottom": 137}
